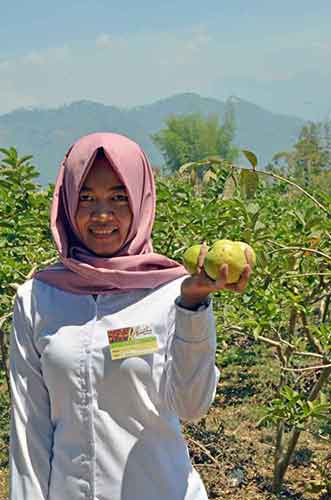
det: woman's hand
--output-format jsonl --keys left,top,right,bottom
{"left": 179, "top": 242, "right": 252, "bottom": 309}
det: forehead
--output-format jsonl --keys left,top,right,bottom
{"left": 82, "top": 156, "right": 123, "bottom": 188}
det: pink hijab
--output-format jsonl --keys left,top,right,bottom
{"left": 33, "top": 132, "right": 187, "bottom": 294}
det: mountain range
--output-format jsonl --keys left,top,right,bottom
{"left": 0, "top": 93, "right": 305, "bottom": 186}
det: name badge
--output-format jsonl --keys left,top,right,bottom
{"left": 107, "top": 325, "right": 158, "bottom": 360}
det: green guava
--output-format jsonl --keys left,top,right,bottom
{"left": 204, "top": 239, "right": 255, "bottom": 283}
{"left": 182, "top": 244, "right": 202, "bottom": 274}
{"left": 236, "top": 241, "right": 256, "bottom": 268}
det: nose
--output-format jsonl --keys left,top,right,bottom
{"left": 91, "top": 202, "right": 115, "bottom": 221}
{"left": 92, "top": 212, "right": 113, "bottom": 222}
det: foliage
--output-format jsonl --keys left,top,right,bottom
{"left": 174, "top": 150, "right": 331, "bottom": 494}
{"left": 261, "top": 386, "right": 331, "bottom": 429}
{"left": 1, "top": 141, "right": 331, "bottom": 496}
{"left": 0, "top": 148, "right": 56, "bottom": 390}
{"left": 268, "top": 120, "right": 331, "bottom": 187}
{"left": 151, "top": 110, "right": 238, "bottom": 174}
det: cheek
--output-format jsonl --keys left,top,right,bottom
{"left": 124, "top": 211, "right": 133, "bottom": 233}
{"left": 75, "top": 208, "right": 89, "bottom": 233}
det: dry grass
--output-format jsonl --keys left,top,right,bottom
{"left": 185, "top": 404, "right": 330, "bottom": 499}
{"left": 0, "top": 468, "right": 8, "bottom": 500}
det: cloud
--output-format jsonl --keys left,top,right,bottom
{"left": 312, "top": 41, "right": 330, "bottom": 49}
{"left": 96, "top": 33, "right": 112, "bottom": 49}
{"left": 0, "top": 59, "right": 11, "bottom": 71}
{"left": 0, "top": 45, "right": 70, "bottom": 74}
{"left": 185, "top": 26, "right": 211, "bottom": 52}
{"left": 0, "top": 27, "right": 330, "bottom": 120}
{"left": 0, "top": 88, "right": 39, "bottom": 113}
{"left": 24, "top": 51, "right": 46, "bottom": 65}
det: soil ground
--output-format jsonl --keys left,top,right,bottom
{"left": 0, "top": 338, "right": 330, "bottom": 499}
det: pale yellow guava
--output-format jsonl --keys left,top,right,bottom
{"left": 204, "top": 239, "right": 255, "bottom": 283}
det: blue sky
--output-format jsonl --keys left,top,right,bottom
{"left": 1, "top": 0, "right": 331, "bottom": 120}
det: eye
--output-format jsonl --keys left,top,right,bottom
{"left": 79, "top": 193, "right": 94, "bottom": 202}
{"left": 111, "top": 194, "right": 129, "bottom": 203}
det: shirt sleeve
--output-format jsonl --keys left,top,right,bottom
{"left": 9, "top": 291, "right": 54, "bottom": 500}
{"left": 160, "top": 297, "right": 220, "bottom": 422}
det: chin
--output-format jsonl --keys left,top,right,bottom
{"left": 91, "top": 242, "right": 122, "bottom": 257}
{"left": 91, "top": 247, "right": 118, "bottom": 257}
{"left": 80, "top": 234, "right": 126, "bottom": 257}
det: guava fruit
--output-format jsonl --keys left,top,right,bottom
{"left": 236, "top": 241, "right": 256, "bottom": 268}
{"left": 182, "top": 244, "right": 203, "bottom": 274}
{"left": 204, "top": 239, "right": 255, "bottom": 283}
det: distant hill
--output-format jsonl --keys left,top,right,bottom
{"left": 0, "top": 93, "right": 305, "bottom": 185}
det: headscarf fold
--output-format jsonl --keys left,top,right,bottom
{"left": 33, "top": 132, "right": 187, "bottom": 294}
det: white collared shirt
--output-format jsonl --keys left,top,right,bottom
{"left": 9, "top": 276, "right": 220, "bottom": 500}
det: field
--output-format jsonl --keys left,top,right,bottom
{"left": 1, "top": 338, "right": 329, "bottom": 499}
{"left": 1, "top": 145, "right": 331, "bottom": 499}
{"left": 186, "top": 338, "right": 330, "bottom": 499}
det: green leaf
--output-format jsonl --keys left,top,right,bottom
{"left": 178, "top": 162, "right": 197, "bottom": 174}
{"left": 204, "top": 156, "right": 226, "bottom": 166}
{"left": 246, "top": 202, "right": 260, "bottom": 215}
{"left": 202, "top": 169, "right": 217, "bottom": 184}
{"left": 242, "top": 228, "right": 252, "bottom": 242}
{"left": 306, "top": 483, "right": 324, "bottom": 494}
{"left": 242, "top": 149, "right": 258, "bottom": 169}
{"left": 253, "top": 324, "right": 263, "bottom": 338}
{"left": 190, "top": 169, "right": 197, "bottom": 185}
{"left": 257, "top": 250, "right": 268, "bottom": 268}
{"left": 17, "top": 155, "right": 34, "bottom": 166}
{"left": 179, "top": 160, "right": 209, "bottom": 174}
{"left": 221, "top": 174, "right": 237, "bottom": 200}
{"left": 254, "top": 220, "right": 266, "bottom": 231}
{"left": 240, "top": 169, "right": 259, "bottom": 199}
{"left": 320, "top": 392, "right": 328, "bottom": 405}
{"left": 0, "top": 147, "right": 11, "bottom": 155}
{"left": 307, "top": 401, "right": 315, "bottom": 411}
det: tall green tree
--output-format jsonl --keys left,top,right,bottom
{"left": 269, "top": 121, "right": 331, "bottom": 186}
{"left": 151, "top": 109, "right": 238, "bottom": 174}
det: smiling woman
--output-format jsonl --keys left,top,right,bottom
{"left": 8, "top": 131, "right": 251, "bottom": 500}
{"left": 75, "top": 150, "right": 133, "bottom": 257}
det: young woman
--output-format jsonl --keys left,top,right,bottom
{"left": 9, "top": 132, "right": 251, "bottom": 500}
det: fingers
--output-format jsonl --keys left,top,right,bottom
{"left": 241, "top": 264, "right": 252, "bottom": 281}
{"left": 244, "top": 247, "right": 254, "bottom": 267}
{"left": 197, "top": 241, "right": 208, "bottom": 274}
{"left": 212, "top": 264, "right": 229, "bottom": 290}
{"left": 193, "top": 244, "right": 253, "bottom": 295}
{"left": 226, "top": 264, "right": 252, "bottom": 293}
{"left": 218, "top": 264, "right": 229, "bottom": 284}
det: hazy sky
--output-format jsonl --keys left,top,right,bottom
{"left": 1, "top": 0, "right": 331, "bottom": 120}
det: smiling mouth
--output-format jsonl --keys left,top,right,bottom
{"left": 89, "top": 228, "right": 119, "bottom": 238}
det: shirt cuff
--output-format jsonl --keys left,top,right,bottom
{"left": 174, "top": 296, "right": 215, "bottom": 343}
{"left": 175, "top": 295, "right": 211, "bottom": 312}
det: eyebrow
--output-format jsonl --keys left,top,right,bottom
{"left": 80, "top": 185, "right": 126, "bottom": 192}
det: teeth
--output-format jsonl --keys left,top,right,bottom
{"left": 90, "top": 228, "right": 117, "bottom": 235}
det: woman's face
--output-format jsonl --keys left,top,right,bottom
{"left": 75, "top": 155, "right": 133, "bottom": 257}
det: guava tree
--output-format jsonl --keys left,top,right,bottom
{"left": 0, "top": 148, "right": 56, "bottom": 390}
{"left": 0, "top": 145, "right": 330, "bottom": 496}
{"left": 173, "top": 152, "right": 331, "bottom": 494}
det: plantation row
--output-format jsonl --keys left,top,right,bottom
{"left": 0, "top": 147, "right": 331, "bottom": 497}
